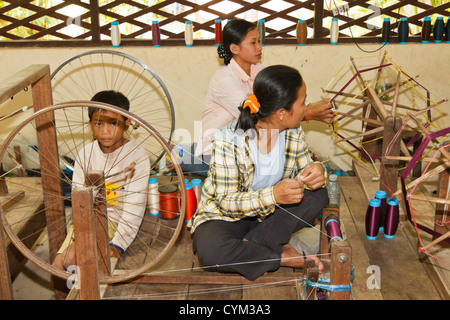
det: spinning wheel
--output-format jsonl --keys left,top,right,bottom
{"left": 323, "top": 52, "right": 447, "bottom": 177}
{"left": 0, "top": 101, "right": 186, "bottom": 285}
{"left": 324, "top": 52, "right": 449, "bottom": 262}
{"left": 51, "top": 49, "right": 175, "bottom": 167}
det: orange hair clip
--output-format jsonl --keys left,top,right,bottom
{"left": 243, "top": 94, "right": 260, "bottom": 114}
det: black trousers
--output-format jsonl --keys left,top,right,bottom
{"left": 193, "top": 188, "right": 329, "bottom": 280}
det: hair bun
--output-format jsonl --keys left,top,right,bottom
{"left": 217, "top": 43, "right": 232, "bottom": 65}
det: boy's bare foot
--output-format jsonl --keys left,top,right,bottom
{"left": 280, "top": 244, "right": 323, "bottom": 272}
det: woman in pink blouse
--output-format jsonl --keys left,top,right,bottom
{"left": 179, "top": 19, "right": 334, "bottom": 176}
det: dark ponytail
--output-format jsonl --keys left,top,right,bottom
{"left": 217, "top": 19, "right": 257, "bottom": 66}
{"left": 235, "top": 65, "right": 303, "bottom": 132}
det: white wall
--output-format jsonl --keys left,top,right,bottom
{"left": 1, "top": 43, "right": 448, "bottom": 173}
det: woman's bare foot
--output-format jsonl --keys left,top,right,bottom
{"left": 280, "top": 244, "right": 323, "bottom": 272}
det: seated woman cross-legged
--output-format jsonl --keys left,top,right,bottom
{"left": 189, "top": 65, "right": 329, "bottom": 281}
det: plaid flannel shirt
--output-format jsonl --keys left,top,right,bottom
{"left": 189, "top": 120, "right": 327, "bottom": 232}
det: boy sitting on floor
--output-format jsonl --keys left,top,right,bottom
{"left": 53, "top": 90, "right": 150, "bottom": 270}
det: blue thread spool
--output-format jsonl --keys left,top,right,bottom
{"left": 365, "top": 198, "right": 381, "bottom": 240}
{"left": 381, "top": 17, "right": 391, "bottom": 45}
{"left": 445, "top": 17, "right": 450, "bottom": 43}
{"left": 433, "top": 16, "right": 444, "bottom": 43}
{"left": 375, "top": 190, "right": 387, "bottom": 231}
{"left": 421, "top": 17, "right": 431, "bottom": 44}
{"left": 384, "top": 197, "right": 399, "bottom": 239}
{"left": 398, "top": 17, "right": 409, "bottom": 44}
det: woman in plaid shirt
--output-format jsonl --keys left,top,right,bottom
{"left": 191, "top": 65, "right": 329, "bottom": 280}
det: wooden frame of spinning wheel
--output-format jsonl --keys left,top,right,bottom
{"left": 0, "top": 64, "right": 64, "bottom": 299}
{"left": 0, "top": 65, "right": 187, "bottom": 300}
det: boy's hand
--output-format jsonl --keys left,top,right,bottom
{"left": 110, "top": 245, "right": 122, "bottom": 258}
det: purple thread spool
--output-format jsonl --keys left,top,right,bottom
{"left": 384, "top": 197, "right": 399, "bottom": 239}
{"left": 365, "top": 198, "right": 381, "bottom": 240}
{"left": 375, "top": 190, "right": 387, "bottom": 231}
{"left": 326, "top": 218, "right": 343, "bottom": 241}
{"left": 152, "top": 20, "right": 161, "bottom": 47}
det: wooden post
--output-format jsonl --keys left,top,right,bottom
{"left": 329, "top": 240, "right": 352, "bottom": 300}
{"left": 72, "top": 187, "right": 100, "bottom": 300}
{"left": 304, "top": 259, "right": 319, "bottom": 300}
{"left": 31, "top": 66, "right": 68, "bottom": 299}
{"left": 0, "top": 221, "right": 13, "bottom": 300}
{"left": 0, "top": 164, "right": 8, "bottom": 195}
{"left": 380, "top": 116, "right": 402, "bottom": 196}
{"left": 319, "top": 205, "right": 340, "bottom": 255}
{"left": 85, "top": 171, "right": 111, "bottom": 277}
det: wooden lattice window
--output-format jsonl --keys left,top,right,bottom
{"left": 0, "top": 0, "right": 449, "bottom": 46}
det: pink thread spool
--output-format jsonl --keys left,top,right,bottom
{"left": 384, "top": 197, "right": 399, "bottom": 239}
{"left": 152, "top": 20, "right": 161, "bottom": 47}
{"left": 326, "top": 217, "right": 343, "bottom": 242}
{"left": 365, "top": 198, "right": 381, "bottom": 240}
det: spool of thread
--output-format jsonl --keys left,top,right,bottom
{"left": 326, "top": 218, "right": 343, "bottom": 241}
{"left": 445, "top": 17, "right": 450, "bottom": 43}
{"left": 433, "top": 16, "right": 444, "bottom": 43}
{"left": 375, "top": 190, "right": 387, "bottom": 231}
{"left": 257, "top": 20, "right": 265, "bottom": 46}
{"left": 296, "top": 20, "right": 307, "bottom": 46}
{"left": 185, "top": 20, "right": 193, "bottom": 47}
{"left": 398, "top": 17, "right": 409, "bottom": 44}
{"left": 147, "top": 177, "right": 160, "bottom": 216}
{"left": 215, "top": 19, "right": 222, "bottom": 46}
{"left": 191, "top": 179, "right": 202, "bottom": 204}
{"left": 381, "top": 17, "right": 391, "bottom": 45}
{"left": 330, "top": 17, "right": 339, "bottom": 45}
{"left": 159, "top": 184, "right": 178, "bottom": 220}
{"left": 184, "top": 182, "right": 197, "bottom": 223}
{"left": 365, "top": 198, "right": 381, "bottom": 240}
{"left": 111, "top": 21, "right": 121, "bottom": 48}
{"left": 152, "top": 20, "right": 161, "bottom": 47}
{"left": 384, "top": 197, "right": 399, "bottom": 239}
{"left": 421, "top": 17, "right": 431, "bottom": 43}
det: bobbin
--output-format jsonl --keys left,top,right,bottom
{"left": 325, "top": 214, "right": 344, "bottom": 242}
{"left": 159, "top": 184, "right": 179, "bottom": 220}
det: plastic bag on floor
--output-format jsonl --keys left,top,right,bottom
{"left": 288, "top": 226, "right": 321, "bottom": 255}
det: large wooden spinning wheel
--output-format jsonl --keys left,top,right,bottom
{"left": 51, "top": 49, "right": 175, "bottom": 167}
{"left": 0, "top": 101, "right": 186, "bottom": 286}
{"left": 324, "top": 52, "right": 447, "bottom": 178}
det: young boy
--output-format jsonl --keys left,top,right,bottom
{"left": 53, "top": 90, "right": 150, "bottom": 270}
